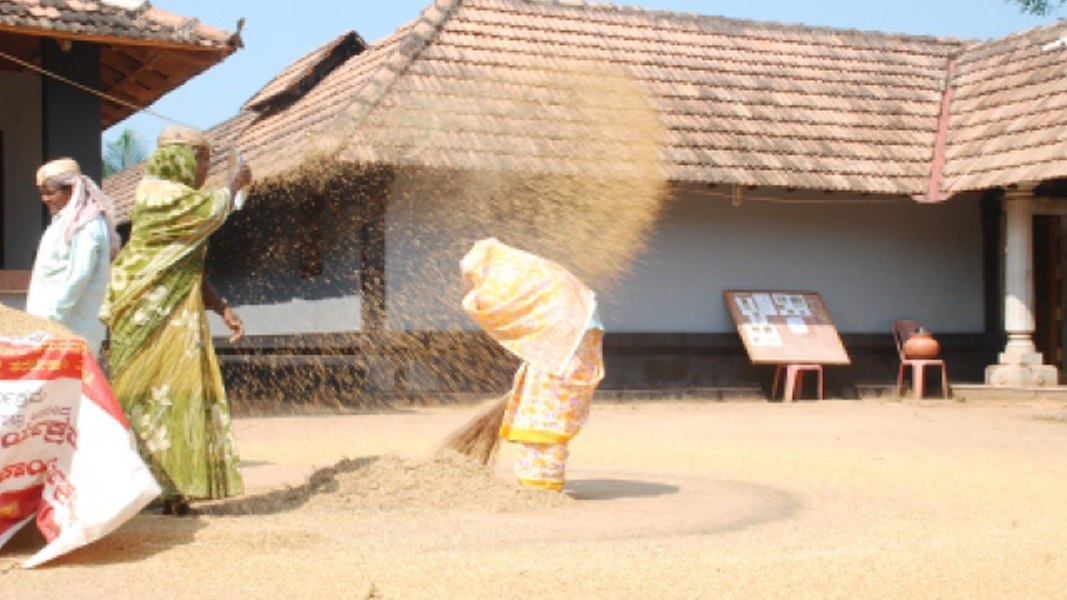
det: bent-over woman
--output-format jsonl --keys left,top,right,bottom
{"left": 461, "top": 238, "right": 605, "bottom": 491}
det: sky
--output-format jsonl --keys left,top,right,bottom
{"left": 103, "top": 0, "right": 1063, "bottom": 148}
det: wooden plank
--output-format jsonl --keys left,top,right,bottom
{"left": 1033, "top": 197, "right": 1067, "bottom": 215}
{"left": 724, "top": 290, "right": 851, "bottom": 365}
{"left": 0, "top": 270, "right": 32, "bottom": 294}
{"left": 0, "top": 31, "right": 41, "bottom": 72}
{"left": 99, "top": 51, "right": 208, "bottom": 126}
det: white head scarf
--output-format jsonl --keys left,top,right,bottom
{"left": 37, "top": 158, "right": 122, "bottom": 260}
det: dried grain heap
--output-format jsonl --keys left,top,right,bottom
{"left": 310, "top": 451, "right": 572, "bottom": 512}
{"left": 210, "top": 451, "right": 572, "bottom": 516}
{"left": 0, "top": 304, "right": 78, "bottom": 340}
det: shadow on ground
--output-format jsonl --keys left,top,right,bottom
{"left": 1, "top": 513, "right": 206, "bottom": 568}
{"left": 566, "top": 478, "right": 679, "bottom": 500}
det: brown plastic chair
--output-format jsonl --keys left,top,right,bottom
{"left": 893, "top": 320, "right": 951, "bottom": 399}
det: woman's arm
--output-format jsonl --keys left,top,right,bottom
{"left": 202, "top": 279, "right": 245, "bottom": 343}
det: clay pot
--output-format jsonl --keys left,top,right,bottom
{"left": 903, "top": 329, "right": 940, "bottom": 359}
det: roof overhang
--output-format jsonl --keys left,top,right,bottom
{"left": 0, "top": 23, "right": 239, "bottom": 128}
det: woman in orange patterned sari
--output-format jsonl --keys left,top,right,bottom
{"left": 461, "top": 238, "right": 604, "bottom": 491}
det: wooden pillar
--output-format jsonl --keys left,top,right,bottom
{"left": 360, "top": 216, "right": 386, "bottom": 331}
{"left": 359, "top": 173, "right": 390, "bottom": 333}
{"left": 980, "top": 190, "right": 1004, "bottom": 337}
{"left": 41, "top": 40, "right": 102, "bottom": 179}
{"left": 986, "top": 185, "right": 1058, "bottom": 386}
{"left": 297, "top": 194, "right": 325, "bottom": 279}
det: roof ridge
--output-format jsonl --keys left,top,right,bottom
{"left": 960, "top": 17, "right": 1067, "bottom": 54}
{"left": 508, "top": 0, "right": 971, "bottom": 46}
{"left": 314, "top": 0, "right": 465, "bottom": 150}
{"left": 243, "top": 31, "right": 366, "bottom": 113}
{"left": 99, "top": 0, "right": 148, "bottom": 11}
{"left": 242, "top": 32, "right": 350, "bottom": 111}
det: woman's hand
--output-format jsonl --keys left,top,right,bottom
{"left": 227, "top": 163, "right": 252, "bottom": 197}
{"left": 202, "top": 280, "right": 241, "bottom": 342}
{"left": 222, "top": 306, "right": 245, "bottom": 343}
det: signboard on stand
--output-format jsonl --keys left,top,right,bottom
{"left": 724, "top": 291, "right": 850, "bottom": 365}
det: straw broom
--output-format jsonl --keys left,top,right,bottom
{"left": 440, "top": 394, "right": 509, "bottom": 465}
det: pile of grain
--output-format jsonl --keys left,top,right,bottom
{"left": 0, "top": 304, "right": 77, "bottom": 339}
{"left": 208, "top": 451, "right": 572, "bottom": 516}
{"left": 309, "top": 451, "right": 572, "bottom": 512}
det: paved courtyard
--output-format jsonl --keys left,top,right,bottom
{"left": 3, "top": 398, "right": 1067, "bottom": 599}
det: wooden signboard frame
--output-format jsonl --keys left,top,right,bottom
{"left": 724, "top": 290, "right": 850, "bottom": 365}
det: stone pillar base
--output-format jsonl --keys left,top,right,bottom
{"left": 998, "top": 350, "right": 1046, "bottom": 365}
{"left": 985, "top": 363, "right": 1059, "bottom": 387}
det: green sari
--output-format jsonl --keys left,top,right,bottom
{"left": 100, "top": 145, "right": 243, "bottom": 501}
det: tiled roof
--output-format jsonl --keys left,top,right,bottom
{"left": 1, "top": 0, "right": 241, "bottom": 126}
{"left": 104, "top": 112, "right": 255, "bottom": 223}
{"left": 106, "top": 0, "right": 1067, "bottom": 207}
{"left": 238, "top": 23, "right": 418, "bottom": 180}
{"left": 943, "top": 21, "right": 1067, "bottom": 193}
{"left": 237, "top": 0, "right": 965, "bottom": 195}
{"left": 101, "top": 161, "right": 142, "bottom": 224}
{"left": 0, "top": 0, "right": 234, "bottom": 48}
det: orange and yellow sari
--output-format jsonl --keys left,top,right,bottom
{"left": 462, "top": 238, "right": 604, "bottom": 491}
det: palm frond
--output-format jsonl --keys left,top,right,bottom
{"left": 103, "top": 129, "right": 147, "bottom": 178}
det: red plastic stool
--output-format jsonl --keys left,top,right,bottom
{"left": 771, "top": 364, "right": 824, "bottom": 401}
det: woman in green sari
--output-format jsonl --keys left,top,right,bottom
{"left": 101, "top": 126, "right": 252, "bottom": 515}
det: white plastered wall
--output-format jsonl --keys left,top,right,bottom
{"left": 385, "top": 185, "right": 984, "bottom": 334}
